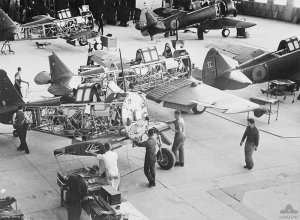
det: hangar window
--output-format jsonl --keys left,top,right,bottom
{"left": 294, "top": 1, "right": 300, "bottom": 7}
{"left": 255, "top": 0, "right": 268, "bottom": 3}
{"left": 273, "top": 0, "right": 287, "bottom": 5}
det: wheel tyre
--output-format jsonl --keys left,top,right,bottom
{"left": 254, "top": 109, "right": 265, "bottom": 118}
{"left": 79, "top": 38, "right": 88, "bottom": 46}
{"left": 222, "top": 29, "right": 230, "bottom": 37}
{"left": 13, "top": 130, "right": 18, "bottom": 137}
{"left": 252, "top": 66, "right": 267, "bottom": 82}
{"left": 157, "top": 148, "right": 175, "bottom": 170}
{"left": 192, "top": 105, "right": 206, "bottom": 114}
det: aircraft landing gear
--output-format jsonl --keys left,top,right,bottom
{"left": 157, "top": 148, "right": 175, "bottom": 170}
{"left": 192, "top": 105, "right": 206, "bottom": 114}
{"left": 164, "top": 32, "right": 169, "bottom": 38}
{"left": 78, "top": 37, "right": 88, "bottom": 46}
{"left": 222, "top": 29, "right": 230, "bottom": 38}
{"left": 197, "top": 27, "right": 204, "bottom": 40}
{"left": 13, "top": 130, "right": 18, "bottom": 137}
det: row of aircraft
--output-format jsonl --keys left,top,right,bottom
{"left": 0, "top": 41, "right": 260, "bottom": 169}
{"left": 1, "top": 35, "right": 299, "bottom": 167}
{"left": 0, "top": 0, "right": 256, "bottom": 45}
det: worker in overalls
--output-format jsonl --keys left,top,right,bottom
{"left": 13, "top": 105, "right": 30, "bottom": 154}
{"left": 14, "top": 67, "right": 29, "bottom": 98}
{"left": 66, "top": 173, "right": 88, "bottom": 220}
{"left": 133, "top": 129, "right": 157, "bottom": 188}
{"left": 240, "top": 118, "right": 260, "bottom": 170}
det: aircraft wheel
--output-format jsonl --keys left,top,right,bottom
{"left": 222, "top": 29, "right": 230, "bottom": 37}
{"left": 13, "top": 33, "right": 19, "bottom": 40}
{"left": 78, "top": 38, "right": 88, "bottom": 46}
{"left": 203, "top": 30, "right": 209, "bottom": 33}
{"left": 13, "top": 130, "right": 19, "bottom": 137}
{"left": 157, "top": 148, "right": 175, "bottom": 170}
{"left": 254, "top": 109, "right": 265, "bottom": 118}
{"left": 192, "top": 105, "right": 206, "bottom": 114}
{"left": 164, "top": 32, "right": 169, "bottom": 38}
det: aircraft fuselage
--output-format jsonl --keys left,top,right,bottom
{"left": 238, "top": 49, "right": 300, "bottom": 82}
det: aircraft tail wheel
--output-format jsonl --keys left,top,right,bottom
{"left": 203, "top": 30, "right": 209, "bottom": 33}
{"left": 192, "top": 105, "right": 206, "bottom": 114}
{"left": 252, "top": 66, "right": 267, "bottom": 82}
{"left": 254, "top": 109, "right": 265, "bottom": 118}
{"left": 78, "top": 38, "right": 88, "bottom": 46}
{"left": 157, "top": 148, "right": 175, "bottom": 170}
{"left": 13, "top": 130, "right": 19, "bottom": 137}
{"left": 222, "top": 29, "right": 230, "bottom": 37}
{"left": 13, "top": 33, "right": 19, "bottom": 40}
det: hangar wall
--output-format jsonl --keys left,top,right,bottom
{"left": 236, "top": 1, "right": 300, "bottom": 24}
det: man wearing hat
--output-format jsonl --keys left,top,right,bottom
{"left": 13, "top": 105, "right": 31, "bottom": 154}
{"left": 133, "top": 128, "right": 157, "bottom": 188}
{"left": 240, "top": 118, "right": 260, "bottom": 170}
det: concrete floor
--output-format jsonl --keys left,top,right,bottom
{"left": 0, "top": 15, "right": 299, "bottom": 220}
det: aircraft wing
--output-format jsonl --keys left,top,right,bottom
{"left": 145, "top": 78, "right": 259, "bottom": 114}
{"left": 204, "top": 41, "right": 267, "bottom": 64}
{"left": 153, "top": 8, "right": 182, "bottom": 18}
{"left": 54, "top": 134, "right": 132, "bottom": 157}
{"left": 88, "top": 50, "right": 130, "bottom": 67}
{"left": 21, "top": 17, "right": 55, "bottom": 27}
{"left": 199, "top": 17, "right": 256, "bottom": 30}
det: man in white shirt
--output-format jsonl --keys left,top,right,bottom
{"left": 88, "top": 143, "right": 120, "bottom": 190}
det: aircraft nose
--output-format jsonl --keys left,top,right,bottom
{"left": 227, "top": 70, "right": 252, "bottom": 89}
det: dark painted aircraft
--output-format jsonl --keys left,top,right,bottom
{"left": 135, "top": 0, "right": 254, "bottom": 40}
{"left": 153, "top": 5, "right": 256, "bottom": 38}
{"left": 204, "top": 36, "right": 300, "bottom": 84}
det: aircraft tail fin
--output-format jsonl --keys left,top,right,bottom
{"left": 202, "top": 48, "right": 233, "bottom": 85}
{"left": 0, "top": 9, "right": 16, "bottom": 28}
{"left": 135, "top": 10, "right": 164, "bottom": 36}
{"left": 202, "top": 48, "right": 252, "bottom": 90}
{"left": 49, "top": 52, "right": 75, "bottom": 83}
{"left": 0, "top": 69, "right": 24, "bottom": 107}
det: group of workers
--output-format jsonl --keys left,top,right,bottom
{"left": 12, "top": 66, "right": 260, "bottom": 219}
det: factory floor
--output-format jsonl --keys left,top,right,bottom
{"left": 0, "top": 15, "right": 299, "bottom": 220}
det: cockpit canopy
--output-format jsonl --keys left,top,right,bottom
{"left": 278, "top": 36, "right": 300, "bottom": 53}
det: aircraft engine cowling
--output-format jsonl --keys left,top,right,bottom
{"left": 34, "top": 71, "right": 51, "bottom": 85}
{"left": 220, "top": 0, "right": 236, "bottom": 17}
